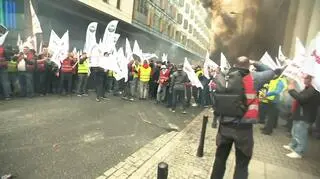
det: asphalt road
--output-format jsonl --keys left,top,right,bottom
{"left": 0, "top": 94, "right": 202, "bottom": 179}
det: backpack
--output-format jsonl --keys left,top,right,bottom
{"left": 214, "top": 68, "right": 249, "bottom": 118}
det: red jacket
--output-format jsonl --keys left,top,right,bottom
{"left": 61, "top": 58, "right": 74, "bottom": 73}
{"left": 242, "top": 74, "right": 259, "bottom": 123}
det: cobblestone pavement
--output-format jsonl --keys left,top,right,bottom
{"left": 97, "top": 109, "right": 320, "bottom": 179}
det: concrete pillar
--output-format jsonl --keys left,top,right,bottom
{"left": 289, "top": 0, "right": 315, "bottom": 57}
{"left": 283, "top": 0, "right": 299, "bottom": 57}
{"left": 306, "top": 0, "right": 320, "bottom": 46}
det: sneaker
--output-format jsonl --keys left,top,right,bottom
{"left": 192, "top": 103, "right": 198, "bottom": 107}
{"left": 96, "top": 98, "right": 101, "bottom": 102}
{"left": 101, "top": 96, "right": 110, "bottom": 101}
{"left": 283, "top": 145, "right": 294, "bottom": 152}
{"left": 77, "top": 94, "right": 82, "bottom": 97}
{"left": 172, "top": 110, "right": 176, "bottom": 113}
{"left": 129, "top": 98, "right": 134, "bottom": 101}
{"left": 182, "top": 111, "right": 187, "bottom": 114}
{"left": 4, "top": 97, "right": 11, "bottom": 101}
{"left": 286, "top": 151, "right": 302, "bottom": 159}
{"left": 122, "top": 96, "right": 128, "bottom": 100}
{"left": 82, "top": 93, "right": 89, "bottom": 97}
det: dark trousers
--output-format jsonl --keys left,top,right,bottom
{"left": 19, "top": 71, "right": 34, "bottom": 97}
{"left": 0, "top": 69, "right": 11, "bottom": 98}
{"left": 172, "top": 89, "right": 186, "bottom": 110}
{"left": 59, "top": 72, "right": 73, "bottom": 94}
{"left": 38, "top": 72, "right": 47, "bottom": 95}
{"left": 76, "top": 73, "right": 88, "bottom": 94}
{"left": 47, "top": 72, "right": 59, "bottom": 94}
{"left": 211, "top": 123, "right": 253, "bottom": 179}
{"left": 192, "top": 86, "right": 200, "bottom": 104}
{"left": 166, "top": 86, "right": 173, "bottom": 107}
{"left": 106, "top": 76, "right": 115, "bottom": 92}
{"left": 259, "top": 102, "right": 268, "bottom": 123}
{"left": 94, "top": 71, "right": 105, "bottom": 98}
{"left": 185, "top": 86, "right": 192, "bottom": 107}
{"left": 264, "top": 102, "right": 280, "bottom": 133}
{"left": 149, "top": 81, "right": 157, "bottom": 99}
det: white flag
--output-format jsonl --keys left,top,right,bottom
{"left": 259, "top": 52, "right": 278, "bottom": 70}
{"left": 142, "top": 53, "right": 158, "bottom": 61}
{"left": 84, "top": 22, "right": 98, "bottom": 55}
{"left": 204, "top": 51, "right": 218, "bottom": 79}
{"left": 0, "top": 31, "right": 9, "bottom": 46}
{"left": 17, "top": 33, "right": 23, "bottom": 52}
{"left": 183, "top": 58, "right": 203, "bottom": 89}
{"left": 48, "top": 30, "right": 60, "bottom": 54}
{"left": 23, "top": 35, "right": 37, "bottom": 50}
{"left": 125, "top": 38, "right": 133, "bottom": 60}
{"left": 102, "top": 20, "right": 119, "bottom": 45}
{"left": 133, "top": 40, "right": 142, "bottom": 59}
{"left": 30, "top": 0, "right": 42, "bottom": 34}
{"left": 220, "top": 52, "right": 231, "bottom": 73}
{"left": 295, "top": 37, "right": 306, "bottom": 58}
{"left": 114, "top": 47, "right": 129, "bottom": 82}
{"left": 278, "top": 46, "right": 286, "bottom": 62}
{"left": 38, "top": 40, "right": 43, "bottom": 54}
{"left": 161, "top": 53, "right": 168, "bottom": 63}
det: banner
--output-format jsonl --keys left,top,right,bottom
{"left": 30, "top": 0, "right": 42, "bottom": 34}
{"left": 161, "top": 53, "right": 168, "bottom": 63}
{"left": 125, "top": 38, "right": 133, "bottom": 60}
{"left": 204, "top": 51, "right": 218, "bottom": 79}
{"left": 114, "top": 47, "right": 129, "bottom": 82}
{"left": 183, "top": 58, "right": 203, "bottom": 89}
{"left": 133, "top": 40, "right": 142, "bottom": 59}
{"left": 102, "top": 20, "right": 119, "bottom": 45}
{"left": 259, "top": 51, "right": 279, "bottom": 70}
{"left": 0, "top": 31, "right": 8, "bottom": 46}
{"left": 84, "top": 22, "right": 98, "bottom": 55}
{"left": 48, "top": 30, "right": 60, "bottom": 54}
{"left": 220, "top": 52, "right": 231, "bottom": 73}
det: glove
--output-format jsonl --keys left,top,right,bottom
{"left": 274, "top": 68, "right": 284, "bottom": 76}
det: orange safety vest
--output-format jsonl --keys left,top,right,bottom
{"left": 242, "top": 74, "right": 259, "bottom": 123}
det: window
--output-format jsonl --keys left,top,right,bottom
{"left": 182, "top": 35, "right": 186, "bottom": 45}
{"left": 179, "top": 0, "right": 184, "bottom": 7}
{"left": 116, "top": 0, "right": 121, "bottom": 9}
{"left": 183, "top": 19, "right": 188, "bottom": 29}
{"left": 177, "top": 13, "right": 183, "bottom": 24}
{"left": 175, "top": 31, "right": 181, "bottom": 42}
{"left": 103, "top": 0, "right": 109, "bottom": 3}
{"left": 185, "top": 3, "right": 190, "bottom": 14}
{"left": 190, "top": 10, "right": 194, "bottom": 19}
{"left": 1, "top": 0, "right": 17, "bottom": 29}
{"left": 137, "top": 0, "right": 148, "bottom": 16}
{"left": 188, "top": 24, "right": 192, "bottom": 33}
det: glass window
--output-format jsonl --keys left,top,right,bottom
{"left": 188, "top": 24, "right": 192, "bottom": 33}
{"left": 183, "top": 19, "right": 188, "bottom": 29}
{"left": 185, "top": 3, "right": 190, "bottom": 14}
{"left": 175, "top": 31, "right": 181, "bottom": 42}
{"left": 177, "top": 13, "right": 183, "bottom": 24}
{"left": 179, "top": 0, "right": 184, "bottom": 7}
{"left": 103, "top": 0, "right": 109, "bottom": 3}
{"left": 137, "top": 0, "right": 148, "bottom": 16}
{"left": 190, "top": 10, "right": 194, "bottom": 19}
{"left": 116, "top": 0, "right": 121, "bottom": 9}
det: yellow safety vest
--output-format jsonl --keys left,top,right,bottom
{"left": 259, "top": 84, "right": 269, "bottom": 103}
{"left": 196, "top": 70, "right": 203, "bottom": 78}
{"left": 266, "top": 77, "right": 287, "bottom": 101}
{"left": 133, "top": 65, "right": 140, "bottom": 78}
{"left": 107, "top": 70, "right": 113, "bottom": 77}
{"left": 78, "top": 60, "right": 89, "bottom": 74}
{"left": 139, "top": 66, "right": 151, "bottom": 82}
{"left": 7, "top": 60, "right": 17, "bottom": 73}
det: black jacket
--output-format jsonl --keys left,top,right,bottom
{"left": 289, "top": 86, "right": 320, "bottom": 124}
{"left": 170, "top": 70, "right": 188, "bottom": 90}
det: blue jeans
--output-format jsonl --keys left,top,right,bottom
{"left": 0, "top": 69, "right": 11, "bottom": 98}
{"left": 19, "top": 71, "right": 34, "bottom": 97}
{"left": 289, "top": 120, "right": 310, "bottom": 155}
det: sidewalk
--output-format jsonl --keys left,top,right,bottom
{"left": 96, "top": 110, "right": 320, "bottom": 179}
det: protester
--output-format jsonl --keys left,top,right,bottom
{"left": 59, "top": 53, "right": 76, "bottom": 95}
{"left": 210, "top": 57, "right": 280, "bottom": 179}
{"left": 156, "top": 64, "right": 170, "bottom": 104}
{"left": 37, "top": 46, "right": 50, "bottom": 96}
{"left": 283, "top": 75, "right": 320, "bottom": 158}
{"left": 76, "top": 52, "right": 89, "bottom": 96}
{"left": 138, "top": 59, "right": 152, "bottom": 100}
{"left": 0, "top": 44, "right": 11, "bottom": 100}
{"left": 170, "top": 64, "right": 188, "bottom": 114}
{"left": 260, "top": 74, "right": 287, "bottom": 135}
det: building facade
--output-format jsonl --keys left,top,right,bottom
{"left": 133, "top": 0, "right": 210, "bottom": 58}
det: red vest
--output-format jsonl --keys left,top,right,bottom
{"left": 242, "top": 74, "right": 259, "bottom": 123}
{"left": 26, "top": 54, "right": 36, "bottom": 72}
{"left": 0, "top": 46, "right": 8, "bottom": 69}
{"left": 159, "top": 69, "right": 170, "bottom": 85}
{"left": 61, "top": 59, "right": 73, "bottom": 73}
{"left": 37, "top": 60, "right": 46, "bottom": 72}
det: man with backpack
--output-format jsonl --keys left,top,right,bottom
{"left": 210, "top": 56, "right": 282, "bottom": 179}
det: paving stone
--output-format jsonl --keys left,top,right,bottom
{"left": 96, "top": 176, "right": 107, "bottom": 179}
{"left": 103, "top": 167, "right": 117, "bottom": 177}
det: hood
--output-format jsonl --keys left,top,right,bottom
{"left": 142, "top": 63, "right": 149, "bottom": 69}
